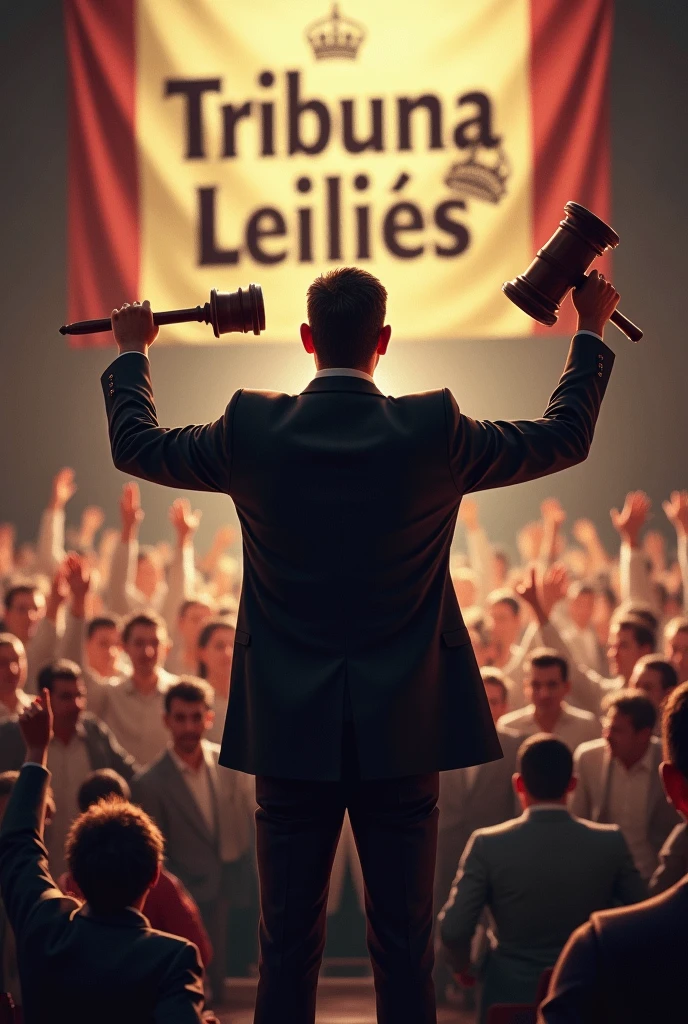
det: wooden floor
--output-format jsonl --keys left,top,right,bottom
{"left": 215, "top": 978, "right": 475, "bottom": 1023}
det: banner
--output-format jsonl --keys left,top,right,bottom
{"left": 65, "top": 0, "right": 612, "bottom": 345}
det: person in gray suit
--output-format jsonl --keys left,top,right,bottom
{"left": 571, "top": 689, "right": 681, "bottom": 881}
{"left": 649, "top": 821, "right": 688, "bottom": 894}
{"left": 438, "top": 734, "right": 646, "bottom": 1024}
{"left": 134, "top": 677, "right": 255, "bottom": 1007}
{"left": 539, "top": 681, "right": 688, "bottom": 1023}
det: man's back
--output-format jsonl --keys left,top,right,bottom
{"left": 0, "top": 765, "right": 204, "bottom": 1024}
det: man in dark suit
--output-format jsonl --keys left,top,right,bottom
{"left": 539, "top": 681, "right": 688, "bottom": 1023}
{"left": 0, "top": 691, "right": 214, "bottom": 1023}
{"left": 102, "top": 267, "right": 619, "bottom": 1024}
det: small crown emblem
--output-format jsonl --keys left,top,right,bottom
{"left": 305, "top": 3, "right": 366, "bottom": 61}
{"left": 445, "top": 143, "right": 511, "bottom": 204}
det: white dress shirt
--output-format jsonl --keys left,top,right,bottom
{"left": 168, "top": 744, "right": 216, "bottom": 836}
{"left": 607, "top": 745, "right": 655, "bottom": 880}
{"left": 46, "top": 723, "right": 92, "bottom": 876}
{"left": 313, "top": 367, "right": 375, "bottom": 382}
{"left": 100, "top": 674, "right": 172, "bottom": 767}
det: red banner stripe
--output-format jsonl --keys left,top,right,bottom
{"left": 529, "top": 0, "right": 613, "bottom": 335}
{"left": 64, "top": 0, "right": 138, "bottom": 348}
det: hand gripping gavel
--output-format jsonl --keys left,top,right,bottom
{"left": 502, "top": 202, "right": 642, "bottom": 342}
{"left": 59, "top": 284, "right": 266, "bottom": 338}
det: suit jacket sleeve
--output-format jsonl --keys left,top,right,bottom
{"left": 437, "top": 832, "right": 489, "bottom": 971}
{"left": 570, "top": 752, "right": 592, "bottom": 820}
{"left": 443, "top": 332, "right": 614, "bottom": 494}
{"left": 537, "top": 921, "right": 601, "bottom": 1024}
{"left": 92, "top": 717, "right": 141, "bottom": 780}
{"left": 101, "top": 353, "right": 240, "bottom": 493}
{"left": 649, "top": 824, "right": 688, "bottom": 895}
{"left": 153, "top": 940, "right": 205, "bottom": 1023}
{"left": 610, "top": 831, "right": 648, "bottom": 906}
{"left": 0, "top": 764, "right": 78, "bottom": 939}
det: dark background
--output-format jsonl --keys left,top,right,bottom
{"left": 1, "top": 1, "right": 687, "bottom": 559}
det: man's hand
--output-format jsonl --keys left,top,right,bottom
{"left": 19, "top": 690, "right": 53, "bottom": 767}
{"left": 169, "top": 498, "right": 202, "bottom": 546}
{"left": 663, "top": 490, "right": 688, "bottom": 538}
{"left": 572, "top": 518, "right": 598, "bottom": 548}
{"left": 111, "top": 299, "right": 159, "bottom": 354}
{"left": 541, "top": 563, "right": 569, "bottom": 618}
{"left": 79, "top": 505, "right": 105, "bottom": 548}
{"left": 458, "top": 498, "right": 480, "bottom": 532}
{"left": 572, "top": 270, "right": 620, "bottom": 337}
{"left": 45, "top": 565, "right": 69, "bottom": 622}
{"left": 120, "top": 481, "right": 145, "bottom": 541}
{"left": 610, "top": 490, "right": 651, "bottom": 548}
{"left": 541, "top": 497, "right": 566, "bottom": 527}
{"left": 64, "top": 551, "right": 91, "bottom": 617}
{"left": 49, "top": 467, "right": 77, "bottom": 512}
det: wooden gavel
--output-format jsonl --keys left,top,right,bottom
{"left": 59, "top": 284, "right": 266, "bottom": 338}
{"left": 503, "top": 202, "right": 643, "bottom": 342}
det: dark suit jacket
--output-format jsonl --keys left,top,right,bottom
{"left": 538, "top": 876, "right": 688, "bottom": 1023}
{"left": 0, "top": 712, "right": 139, "bottom": 778}
{"left": 0, "top": 764, "right": 205, "bottom": 1023}
{"left": 102, "top": 334, "right": 613, "bottom": 780}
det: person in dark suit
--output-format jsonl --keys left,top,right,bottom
{"left": 539, "top": 680, "right": 688, "bottom": 1023}
{"left": 102, "top": 267, "right": 619, "bottom": 1024}
{"left": 0, "top": 691, "right": 215, "bottom": 1024}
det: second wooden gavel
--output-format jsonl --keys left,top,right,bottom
{"left": 502, "top": 202, "right": 643, "bottom": 342}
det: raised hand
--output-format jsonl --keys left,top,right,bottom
{"left": 610, "top": 490, "right": 651, "bottom": 547}
{"left": 111, "top": 299, "right": 159, "bottom": 353}
{"left": 572, "top": 270, "right": 620, "bottom": 336}
{"left": 516, "top": 566, "right": 539, "bottom": 611}
{"left": 541, "top": 497, "right": 566, "bottom": 527}
{"left": 663, "top": 490, "right": 688, "bottom": 537}
{"left": 45, "top": 564, "right": 69, "bottom": 621}
{"left": 120, "top": 482, "right": 144, "bottom": 539}
{"left": 0, "top": 522, "right": 15, "bottom": 576}
{"left": 458, "top": 498, "right": 480, "bottom": 532}
{"left": 64, "top": 551, "right": 91, "bottom": 616}
{"left": 517, "top": 521, "right": 544, "bottom": 564}
{"left": 572, "top": 518, "right": 598, "bottom": 548}
{"left": 18, "top": 690, "right": 53, "bottom": 766}
{"left": 79, "top": 505, "right": 105, "bottom": 547}
{"left": 169, "top": 498, "right": 202, "bottom": 546}
{"left": 49, "top": 467, "right": 77, "bottom": 512}
{"left": 541, "top": 563, "right": 569, "bottom": 618}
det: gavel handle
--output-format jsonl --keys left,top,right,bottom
{"left": 59, "top": 306, "right": 207, "bottom": 336}
{"left": 575, "top": 275, "right": 643, "bottom": 343}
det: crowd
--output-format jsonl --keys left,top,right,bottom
{"left": 1, "top": 467, "right": 688, "bottom": 1021}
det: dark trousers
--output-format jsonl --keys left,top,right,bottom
{"left": 253, "top": 725, "right": 440, "bottom": 1024}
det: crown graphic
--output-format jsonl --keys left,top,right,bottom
{"left": 445, "top": 143, "right": 510, "bottom": 204}
{"left": 305, "top": 3, "right": 366, "bottom": 61}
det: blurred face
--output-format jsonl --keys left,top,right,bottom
{"left": 568, "top": 591, "right": 595, "bottom": 631}
{"left": 607, "top": 624, "right": 649, "bottom": 681}
{"left": 4, "top": 590, "right": 45, "bottom": 644}
{"left": 603, "top": 707, "right": 652, "bottom": 767}
{"left": 124, "top": 624, "right": 168, "bottom": 676}
{"left": 666, "top": 628, "right": 688, "bottom": 684}
{"left": 487, "top": 602, "right": 520, "bottom": 648}
{"left": 164, "top": 698, "right": 213, "bottom": 754}
{"left": 51, "top": 677, "right": 87, "bottom": 729}
{"left": 198, "top": 626, "right": 235, "bottom": 681}
{"left": 135, "top": 555, "right": 160, "bottom": 599}
{"left": 483, "top": 680, "right": 508, "bottom": 724}
{"left": 85, "top": 625, "right": 121, "bottom": 677}
{"left": 179, "top": 602, "right": 213, "bottom": 647}
{"left": 525, "top": 664, "right": 569, "bottom": 718}
{"left": 630, "top": 665, "right": 666, "bottom": 710}
{"left": 0, "top": 638, "right": 27, "bottom": 696}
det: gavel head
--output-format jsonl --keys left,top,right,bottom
{"left": 208, "top": 283, "right": 266, "bottom": 337}
{"left": 502, "top": 202, "right": 620, "bottom": 326}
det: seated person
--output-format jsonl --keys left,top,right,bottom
{"left": 58, "top": 768, "right": 213, "bottom": 968}
{"left": 0, "top": 690, "right": 215, "bottom": 1023}
{"left": 438, "top": 734, "right": 646, "bottom": 1024}
{"left": 540, "top": 682, "right": 688, "bottom": 1023}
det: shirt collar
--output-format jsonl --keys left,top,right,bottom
{"left": 168, "top": 742, "right": 207, "bottom": 775}
{"left": 526, "top": 803, "right": 571, "bottom": 814}
{"left": 613, "top": 743, "right": 654, "bottom": 774}
{"left": 314, "top": 367, "right": 375, "bottom": 383}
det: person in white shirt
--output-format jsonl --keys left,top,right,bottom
{"left": 628, "top": 655, "right": 679, "bottom": 734}
{"left": 197, "top": 618, "right": 235, "bottom": 745}
{"left": 484, "top": 590, "right": 540, "bottom": 706}
{"left": 500, "top": 648, "right": 601, "bottom": 752}
{"left": 561, "top": 581, "right": 608, "bottom": 676}
{"left": 100, "top": 611, "right": 175, "bottom": 766}
{"left": 0, "top": 634, "right": 32, "bottom": 721}
{"left": 167, "top": 598, "right": 215, "bottom": 677}
{"left": 665, "top": 616, "right": 688, "bottom": 684}
{"left": 571, "top": 690, "right": 681, "bottom": 881}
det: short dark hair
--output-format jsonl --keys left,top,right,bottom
{"left": 3, "top": 583, "right": 40, "bottom": 611}
{"left": 567, "top": 580, "right": 596, "bottom": 601}
{"left": 164, "top": 676, "right": 214, "bottom": 714}
{"left": 518, "top": 734, "right": 573, "bottom": 800}
{"left": 615, "top": 617, "right": 656, "bottom": 652}
{"left": 614, "top": 602, "right": 659, "bottom": 635}
{"left": 0, "top": 771, "right": 20, "bottom": 800}
{"left": 662, "top": 681, "right": 688, "bottom": 781}
{"left": 602, "top": 689, "right": 657, "bottom": 732}
{"left": 178, "top": 598, "right": 213, "bottom": 621}
{"left": 306, "top": 267, "right": 387, "bottom": 369}
{"left": 77, "top": 769, "right": 131, "bottom": 813}
{"left": 37, "top": 659, "right": 81, "bottom": 695}
{"left": 480, "top": 667, "right": 510, "bottom": 704}
{"left": 526, "top": 647, "right": 569, "bottom": 683}
{"left": 634, "top": 655, "right": 679, "bottom": 695}
{"left": 486, "top": 590, "right": 520, "bottom": 617}
{"left": 66, "top": 800, "right": 163, "bottom": 913}
{"left": 86, "top": 616, "right": 119, "bottom": 641}
{"left": 121, "top": 610, "right": 167, "bottom": 646}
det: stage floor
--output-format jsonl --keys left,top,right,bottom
{"left": 216, "top": 978, "right": 474, "bottom": 1022}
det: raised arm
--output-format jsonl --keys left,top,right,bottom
{"left": 663, "top": 491, "right": 688, "bottom": 612}
{"left": 444, "top": 273, "right": 618, "bottom": 495}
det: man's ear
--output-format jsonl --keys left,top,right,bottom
{"left": 376, "top": 324, "right": 392, "bottom": 355}
{"left": 660, "top": 761, "right": 688, "bottom": 818}
{"left": 300, "top": 322, "right": 315, "bottom": 354}
{"left": 566, "top": 775, "right": 577, "bottom": 794}
{"left": 512, "top": 772, "right": 525, "bottom": 796}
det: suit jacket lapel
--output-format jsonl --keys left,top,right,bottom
{"left": 162, "top": 752, "right": 216, "bottom": 848}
